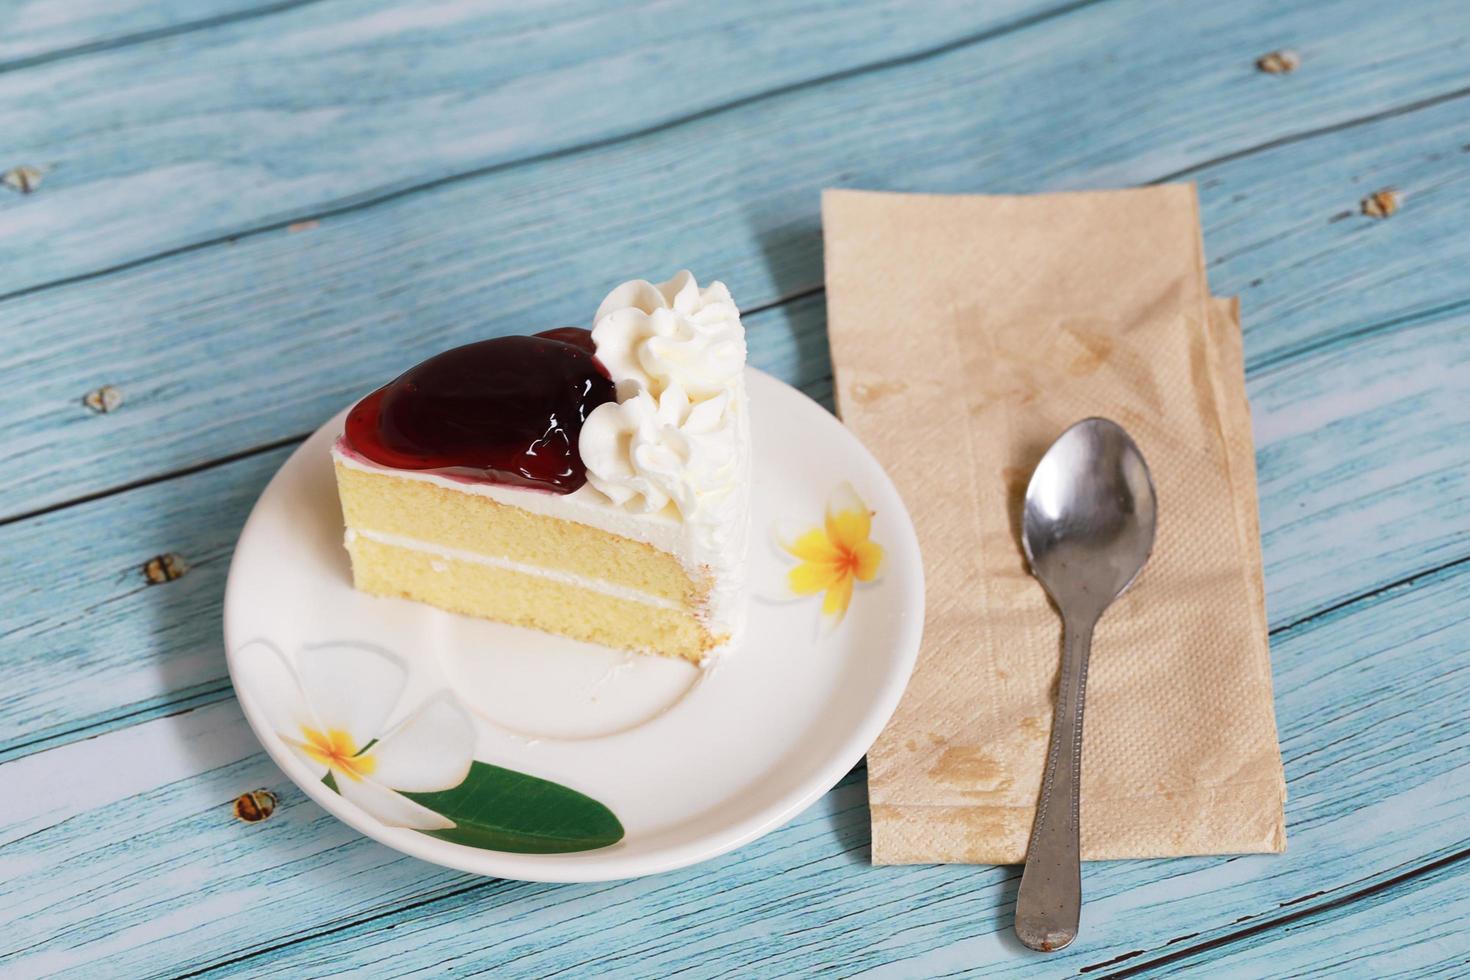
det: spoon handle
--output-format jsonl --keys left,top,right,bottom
{"left": 1015, "top": 615, "right": 1095, "bottom": 952}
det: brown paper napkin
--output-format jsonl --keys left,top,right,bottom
{"left": 822, "top": 186, "right": 1286, "bottom": 864}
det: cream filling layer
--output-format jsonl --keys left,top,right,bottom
{"left": 346, "top": 527, "right": 686, "bottom": 613}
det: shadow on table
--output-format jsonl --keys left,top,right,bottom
{"left": 822, "top": 760, "right": 877, "bottom": 866}
{"left": 825, "top": 761, "right": 1036, "bottom": 954}
{"left": 141, "top": 455, "right": 282, "bottom": 748}
{"left": 750, "top": 211, "right": 833, "bottom": 407}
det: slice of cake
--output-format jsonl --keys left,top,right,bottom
{"left": 332, "top": 271, "right": 750, "bottom": 663}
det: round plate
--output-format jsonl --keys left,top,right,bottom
{"left": 225, "top": 368, "right": 923, "bottom": 881}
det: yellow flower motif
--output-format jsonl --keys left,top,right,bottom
{"left": 781, "top": 483, "right": 884, "bottom": 628}
{"left": 239, "top": 641, "right": 476, "bottom": 830}
{"left": 298, "top": 727, "right": 377, "bottom": 782}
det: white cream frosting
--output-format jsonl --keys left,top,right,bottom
{"left": 590, "top": 271, "right": 745, "bottom": 401}
{"left": 580, "top": 386, "right": 738, "bottom": 519}
{"left": 580, "top": 271, "right": 751, "bottom": 655}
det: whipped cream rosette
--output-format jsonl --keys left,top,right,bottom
{"left": 581, "top": 272, "right": 751, "bottom": 649}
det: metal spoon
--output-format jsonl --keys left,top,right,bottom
{"left": 1014, "top": 418, "right": 1157, "bottom": 952}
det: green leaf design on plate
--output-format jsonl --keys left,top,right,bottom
{"left": 323, "top": 762, "right": 623, "bottom": 854}
{"left": 404, "top": 762, "right": 625, "bottom": 854}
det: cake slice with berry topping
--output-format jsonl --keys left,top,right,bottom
{"left": 332, "top": 272, "right": 750, "bottom": 663}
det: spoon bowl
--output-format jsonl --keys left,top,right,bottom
{"left": 1023, "top": 418, "right": 1157, "bottom": 618}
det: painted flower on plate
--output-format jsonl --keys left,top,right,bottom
{"left": 238, "top": 641, "right": 475, "bottom": 830}
{"left": 777, "top": 483, "right": 884, "bottom": 630}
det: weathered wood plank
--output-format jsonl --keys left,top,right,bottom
{"left": 2, "top": 537, "right": 1465, "bottom": 977}
{"left": 1, "top": 1, "right": 1466, "bottom": 972}
{"left": 1127, "top": 854, "right": 1470, "bottom": 977}
{"left": 0, "top": 0, "right": 1068, "bottom": 294}
{"left": 5, "top": 3, "right": 1469, "bottom": 520}
{"left": 1250, "top": 303, "right": 1470, "bottom": 625}
{"left": 0, "top": 447, "right": 289, "bottom": 762}
{"left": 3, "top": 294, "right": 1465, "bottom": 764}
{"left": 0, "top": 0, "right": 299, "bottom": 65}
{"left": 1195, "top": 103, "right": 1470, "bottom": 373}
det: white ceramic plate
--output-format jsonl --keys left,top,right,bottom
{"left": 225, "top": 368, "right": 923, "bottom": 881}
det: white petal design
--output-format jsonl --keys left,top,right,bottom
{"left": 232, "top": 639, "right": 321, "bottom": 739}
{"left": 296, "top": 643, "right": 406, "bottom": 746}
{"left": 827, "top": 482, "right": 867, "bottom": 522}
{"left": 368, "top": 693, "right": 476, "bottom": 793}
{"left": 336, "top": 773, "right": 454, "bottom": 831}
{"left": 755, "top": 582, "right": 804, "bottom": 604}
{"left": 281, "top": 739, "right": 330, "bottom": 780}
{"left": 771, "top": 519, "right": 815, "bottom": 556}
{"left": 756, "top": 521, "right": 813, "bottom": 603}
{"left": 816, "top": 602, "right": 844, "bottom": 638}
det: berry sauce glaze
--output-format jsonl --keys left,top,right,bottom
{"left": 343, "top": 328, "right": 614, "bottom": 493}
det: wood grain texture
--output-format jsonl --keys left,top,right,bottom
{"left": 0, "top": 0, "right": 306, "bottom": 65}
{"left": 2, "top": 294, "right": 1465, "bottom": 767}
{"left": 0, "top": 0, "right": 1067, "bottom": 294}
{"left": 1128, "top": 856, "right": 1470, "bottom": 977}
{"left": 4, "top": 0, "right": 1469, "bottom": 520}
{"left": 0, "top": 446, "right": 288, "bottom": 762}
{"left": 2, "top": 0, "right": 1469, "bottom": 973}
{"left": 2, "top": 547, "right": 1465, "bottom": 977}
{"left": 3, "top": 97, "right": 1466, "bottom": 673}
{"left": 1250, "top": 303, "right": 1470, "bottom": 627}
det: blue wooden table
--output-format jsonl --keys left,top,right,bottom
{"left": 3, "top": 0, "right": 1468, "bottom": 975}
